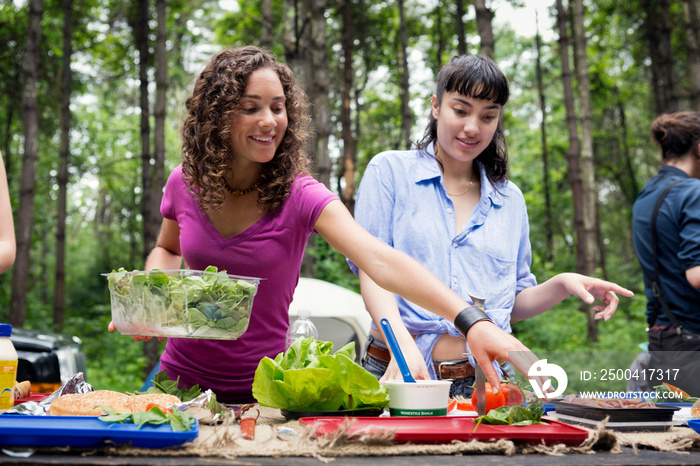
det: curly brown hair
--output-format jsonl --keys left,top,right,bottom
{"left": 180, "top": 45, "right": 312, "bottom": 213}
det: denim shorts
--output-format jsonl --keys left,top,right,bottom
{"left": 361, "top": 334, "right": 515, "bottom": 399}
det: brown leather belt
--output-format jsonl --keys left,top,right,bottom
{"left": 365, "top": 341, "right": 475, "bottom": 380}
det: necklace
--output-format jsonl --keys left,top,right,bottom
{"left": 225, "top": 183, "right": 259, "bottom": 196}
{"left": 446, "top": 172, "right": 476, "bottom": 197}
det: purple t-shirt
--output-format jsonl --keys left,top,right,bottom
{"left": 159, "top": 164, "right": 337, "bottom": 402}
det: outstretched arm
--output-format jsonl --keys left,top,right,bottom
{"left": 511, "top": 272, "right": 634, "bottom": 323}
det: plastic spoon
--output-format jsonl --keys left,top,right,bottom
{"left": 380, "top": 318, "right": 416, "bottom": 383}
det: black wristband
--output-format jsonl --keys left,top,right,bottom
{"left": 454, "top": 306, "right": 493, "bottom": 338}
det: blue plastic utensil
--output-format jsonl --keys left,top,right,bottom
{"left": 380, "top": 318, "right": 416, "bottom": 383}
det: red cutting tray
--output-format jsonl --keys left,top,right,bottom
{"left": 299, "top": 416, "right": 589, "bottom": 445}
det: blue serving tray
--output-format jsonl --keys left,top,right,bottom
{"left": 688, "top": 419, "right": 700, "bottom": 434}
{"left": 0, "top": 415, "right": 199, "bottom": 448}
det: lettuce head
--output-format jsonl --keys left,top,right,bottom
{"left": 252, "top": 337, "right": 389, "bottom": 412}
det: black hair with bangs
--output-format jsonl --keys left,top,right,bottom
{"left": 417, "top": 54, "right": 509, "bottom": 185}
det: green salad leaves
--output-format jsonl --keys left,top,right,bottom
{"left": 98, "top": 405, "right": 196, "bottom": 432}
{"left": 107, "top": 266, "right": 258, "bottom": 339}
{"left": 252, "top": 337, "right": 390, "bottom": 412}
{"left": 136, "top": 370, "right": 203, "bottom": 402}
{"left": 473, "top": 398, "right": 545, "bottom": 432}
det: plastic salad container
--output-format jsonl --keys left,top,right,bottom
{"left": 104, "top": 267, "right": 260, "bottom": 340}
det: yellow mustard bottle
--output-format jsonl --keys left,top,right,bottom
{"left": 0, "top": 323, "right": 18, "bottom": 410}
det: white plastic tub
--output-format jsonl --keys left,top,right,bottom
{"left": 384, "top": 380, "right": 452, "bottom": 416}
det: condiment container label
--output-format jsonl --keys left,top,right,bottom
{"left": 0, "top": 359, "right": 17, "bottom": 409}
{"left": 389, "top": 407, "right": 447, "bottom": 416}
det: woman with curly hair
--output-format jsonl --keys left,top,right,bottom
{"left": 349, "top": 54, "right": 633, "bottom": 398}
{"left": 111, "top": 46, "right": 548, "bottom": 403}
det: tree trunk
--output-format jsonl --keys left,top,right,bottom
{"left": 152, "top": 0, "right": 166, "bottom": 245}
{"left": 54, "top": 0, "right": 73, "bottom": 329}
{"left": 555, "top": 0, "right": 587, "bottom": 334}
{"left": 283, "top": 0, "right": 311, "bottom": 93}
{"left": 351, "top": 0, "right": 369, "bottom": 201}
{"left": 340, "top": 0, "right": 356, "bottom": 214}
{"left": 616, "top": 91, "right": 639, "bottom": 203}
{"left": 643, "top": 0, "right": 677, "bottom": 113}
{"left": 284, "top": 0, "right": 316, "bottom": 277}
{"left": 143, "top": 0, "right": 168, "bottom": 379}
{"left": 535, "top": 15, "right": 553, "bottom": 263}
{"left": 261, "top": 0, "right": 273, "bottom": 48}
{"left": 134, "top": 0, "right": 155, "bottom": 264}
{"left": 474, "top": 0, "right": 495, "bottom": 59}
{"left": 2, "top": 104, "right": 14, "bottom": 177}
{"left": 455, "top": 0, "right": 467, "bottom": 56}
{"left": 685, "top": 0, "right": 700, "bottom": 110}
{"left": 572, "top": 0, "right": 599, "bottom": 342}
{"left": 398, "top": 0, "right": 411, "bottom": 149}
{"left": 10, "top": 0, "right": 44, "bottom": 328}
{"left": 309, "top": 0, "right": 331, "bottom": 188}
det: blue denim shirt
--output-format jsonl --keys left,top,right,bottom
{"left": 632, "top": 165, "right": 700, "bottom": 332}
{"left": 348, "top": 144, "right": 537, "bottom": 378}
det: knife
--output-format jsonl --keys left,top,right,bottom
{"left": 475, "top": 361, "right": 486, "bottom": 415}
{"left": 468, "top": 294, "right": 487, "bottom": 416}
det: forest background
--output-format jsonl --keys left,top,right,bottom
{"left": 1, "top": 0, "right": 698, "bottom": 392}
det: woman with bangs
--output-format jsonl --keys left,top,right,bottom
{"left": 349, "top": 54, "right": 632, "bottom": 398}
{"left": 110, "top": 47, "right": 560, "bottom": 403}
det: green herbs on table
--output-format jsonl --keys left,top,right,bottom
{"left": 107, "top": 265, "right": 257, "bottom": 338}
{"left": 98, "top": 405, "right": 196, "bottom": 432}
{"left": 135, "top": 370, "right": 203, "bottom": 402}
{"left": 473, "top": 398, "right": 545, "bottom": 432}
{"left": 252, "top": 337, "right": 390, "bottom": 412}
{"left": 134, "top": 370, "right": 230, "bottom": 418}
{"left": 100, "top": 369, "right": 206, "bottom": 433}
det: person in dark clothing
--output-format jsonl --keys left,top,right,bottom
{"left": 632, "top": 111, "right": 700, "bottom": 397}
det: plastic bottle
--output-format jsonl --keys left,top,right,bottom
{"left": 0, "top": 323, "right": 18, "bottom": 410}
{"left": 285, "top": 309, "right": 319, "bottom": 349}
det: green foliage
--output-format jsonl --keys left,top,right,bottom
{"left": 66, "top": 305, "right": 152, "bottom": 392}
{"left": 308, "top": 235, "right": 360, "bottom": 293}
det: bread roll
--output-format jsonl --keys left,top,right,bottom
{"left": 49, "top": 390, "right": 181, "bottom": 416}
{"left": 49, "top": 390, "right": 130, "bottom": 416}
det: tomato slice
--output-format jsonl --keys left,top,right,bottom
{"left": 500, "top": 383, "right": 524, "bottom": 407}
{"left": 448, "top": 399, "right": 457, "bottom": 412}
{"left": 456, "top": 401, "right": 473, "bottom": 411}
{"left": 145, "top": 403, "right": 172, "bottom": 414}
